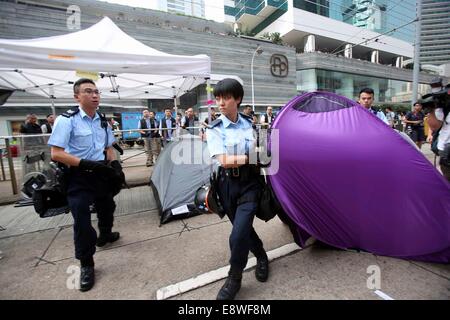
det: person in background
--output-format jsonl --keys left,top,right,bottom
{"left": 181, "top": 107, "right": 199, "bottom": 135}
{"left": 138, "top": 109, "right": 161, "bottom": 166}
{"left": 385, "top": 107, "right": 396, "bottom": 129}
{"left": 259, "top": 106, "right": 275, "bottom": 128}
{"left": 20, "top": 113, "right": 42, "bottom": 134}
{"left": 358, "top": 88, "right": 389, "bottom": 125}
{"left": 159, "top": 107, "right": 176, "bottom": 148}
{"left": 405, "top": 102, "right": 426, "bottom": 149}
{"left": 41, "top": 114, "right": 55, "bottom": 134}
{"left": 175, "top": 113, "right": 182, "bottom": 137}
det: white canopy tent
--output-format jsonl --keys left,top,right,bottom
{"left": 0, "top": 17, "right": 212, "bottom": 114}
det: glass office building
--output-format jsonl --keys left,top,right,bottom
{"left": 293, "top": 0, "right": 415, "bottom": 43}
{"left": 225, "top": 0, "right": 415, "bottom": 43}
{"left": 420, "top": 0, "right": 450, "bottom": 65}
{"left": 297, "top": 69, "right": 430, "bottom": 104}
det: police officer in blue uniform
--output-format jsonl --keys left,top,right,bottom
{"left": 206, "top": 78, "right": 269, "bottom": 300}
{"left": 48, "top": 78, "right": 121, "bottom": 292}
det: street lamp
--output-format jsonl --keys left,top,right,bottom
{"left": 251, "top": 45, "right": 263, "bottom": 112}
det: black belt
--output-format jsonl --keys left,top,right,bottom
{"left": 219, "top": 165, "right": 258, "bottom": 179}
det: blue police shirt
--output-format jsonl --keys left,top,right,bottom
{"left": 206, "top": 114, "right": 255, "bottom": 158}
{"left": 48, "top": 106, "right": 115, "bottom": 161}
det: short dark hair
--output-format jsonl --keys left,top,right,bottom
{"left": 73, "top": 78, "right": 96, "bottom": 94}
{"left": 46, "top": 114, "right": 53, "bottom": 118}
{"left": 213, "top": 79, "right": 244, "bottom": 107}
{"left": 414, "top": 101, "right": 422, "bottom": 106}
{"left": 243, "top": 105, "right": 252, "bottom": 109}
{"left": 164, "top": 107, "right": 172, "bottom": 111}
{"left": 359, "top": 88, "right": 374, "bottom": 97}
{"left": 385, "top": 107, "right": 392, "bottom": 111}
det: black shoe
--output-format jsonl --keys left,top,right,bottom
{"left": 255, "top": 256, "right": 269, "bottom": 282}
{"left": 216, "top": 276, "right": 242, "bottom": 300}
{"left": 79, "top": 266, "right": 95, "bottom": 292}
{"left": 96, "top": 232, "right": 120, "bottom": 247}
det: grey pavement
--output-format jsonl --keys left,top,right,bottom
{"left": 0, "top": 143, "right": 448, "bottom": 300}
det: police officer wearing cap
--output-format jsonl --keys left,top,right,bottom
{"left": 206, "top": 78, "right": 269, "bottom": 300}
{"left": 48, "top": 78, "right": 122, "bottom": 292}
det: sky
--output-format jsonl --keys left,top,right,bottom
{"left": 97, "top": 0, "right": 225, "bottom": 22}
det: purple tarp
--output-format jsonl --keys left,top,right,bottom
{"left": 268, "top": 92, "right": 450, "bottom": 263}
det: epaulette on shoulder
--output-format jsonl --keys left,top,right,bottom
{"left": 239, "top": 112, "right": 253, "bottom": 123}
{"left": 207, "top": 118, "right": 222, "bottom": 129}
{"left": 62, "top": 106, "right": 80, "bottom": 118}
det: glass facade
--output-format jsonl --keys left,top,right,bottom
{"left": 293, "top": 0, "right": 415, "bottom": 43}
{"left": 297, "top": 69, "right": 430, "bottom": 104}
{"left": 225, "top": 0, "right": 288, "bottom": 21}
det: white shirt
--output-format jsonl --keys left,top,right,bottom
{"left": 435, "top": 108, "right": 450, "bottom": 151}
{"left": 41, "top": 123, "right": 53, "bottom": 133}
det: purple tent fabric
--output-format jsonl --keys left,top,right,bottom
{"left": 268, "top": 92, "right": 450, "bottom": 263}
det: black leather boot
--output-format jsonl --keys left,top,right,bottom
{"left": 96, "top": 231, "right": 120, "bottom": 247}
{"left": 79, "top": 266, "right": 95, "bottom": 292}
{"left": 255, "top": 254, "right": 269, "bottom": 282}
{"left": 216, "top": 269, "right": 242, "bottom": 300}
{"left": 79, "top": 256, "right": 95, "bottom": 292}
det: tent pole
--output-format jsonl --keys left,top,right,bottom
{"left": 51, "top": 97, "right": 56, "bottom": 117}
{"left": 207, "top": 78, "right": 212, "bottom": 124}
{"left": 49, "top": 86, "right": 56, "bottom": 116}
{"left": 173, "top": 87, "right": 178, "bottom": 123}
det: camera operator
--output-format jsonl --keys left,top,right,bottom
{"left": 426, "top": 79, "right": 450, "bottom": 182}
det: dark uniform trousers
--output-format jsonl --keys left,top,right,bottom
{"left": 217, "top": 167, "right": 265, "bottom": 272}
{"left": 67, "top": 167, "right": 116, "bottom": 261}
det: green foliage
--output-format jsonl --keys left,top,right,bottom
{"left": 259, "top": 32, "right": 283, "bottom": 45}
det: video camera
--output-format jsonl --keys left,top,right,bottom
{"left": 419, "top": 77, "right": 450, "bottom": 113}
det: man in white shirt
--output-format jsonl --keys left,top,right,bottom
{"left": 259, "top": 106, "right": 275, "bottom": 127}
{"left": 358, "top": 88, "right": 389, "bottom": 125}
{"left": 41, "top": 114, "right": 55, "bottom": 133}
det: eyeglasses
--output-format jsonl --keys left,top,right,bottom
{"left": 81, "top": 89, "right": 101, "bottom": 95}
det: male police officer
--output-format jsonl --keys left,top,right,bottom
{"left": 206, "top": 78, "right": 269, "bottom": 300}
{"left": 48, "top": 78, "right": 121, "bottom": 292}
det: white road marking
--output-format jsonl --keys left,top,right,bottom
{"left": 374, "top": 290, "right": 395, "bottom": 300}
{"left": 156, "top": 242, "right": 301, "bottom": 300}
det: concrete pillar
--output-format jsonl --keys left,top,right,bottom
{"left": 344, "top": 44, "right": 352, "bottom": 58}
{"left": 395, "top": 56, "right": 403, "bottom": 68}
{"left": 370, "top": 50, "right": 379, "bottom": 64}
{"left": 304, "top": 35, "right": 316, "bottom": 53}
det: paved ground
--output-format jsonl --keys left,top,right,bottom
{"left": 0, "top": 141, "right": 448, "bottom": 300}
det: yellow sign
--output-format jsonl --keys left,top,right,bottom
{"left": 75, "top": 70, "right": 99, "bottom": 81}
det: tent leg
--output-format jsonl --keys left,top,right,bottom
{"left": 51, "top": 98, "right": 56, "bottom": 117}
{"left": 207, "top": 78, "right": 212, "bottom": 124}
{"left": 173, "top": 92, "right": 178, "bottom": 138}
